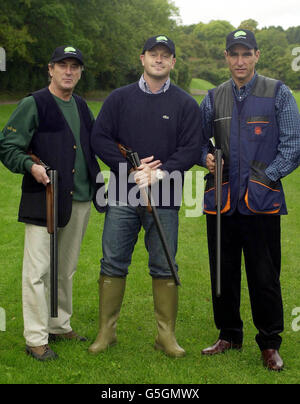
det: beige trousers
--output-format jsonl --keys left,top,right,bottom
{"left": 22, "top": 201, "right": 91, "bottom": 347}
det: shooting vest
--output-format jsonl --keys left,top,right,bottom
{"left": 204, "top": 75, "right": 287, "bottom": 216}
{"left": 18, "top": 87, "right": 105, "bottom": 227}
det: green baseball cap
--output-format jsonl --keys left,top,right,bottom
{"left": 50, "top": 46, "right": 84, "bottom": 65}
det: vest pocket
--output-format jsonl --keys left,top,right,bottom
{"left": 245, "top": 161, "right": 283, "bottom": 214}
{"left": 246, "top": 116, "right": 271, "bottom": 141}
{"left": 203, "top": 173, "right": 230, "bottom": 215}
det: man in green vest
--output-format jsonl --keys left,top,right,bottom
{"left": 0, "top": 46, "right": 104, "bottom": 361}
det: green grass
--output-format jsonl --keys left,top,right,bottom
{"left": 0, "top": 98, "right": 300, "bottom": 384}
{"left": 293, "top": 90, "right": 300, "bottom": 107}
{"left": 190, "top": 78, "right": 215, "bottom": 91}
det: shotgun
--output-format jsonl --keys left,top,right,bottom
{"left": 118, "top": 144, "right": 181, "bottom": 286}
{"left": 214, "top": 149, "right": 222, "bottom": 298}
{"left": 29, "top": 154, "right": 59, "bottom": 317}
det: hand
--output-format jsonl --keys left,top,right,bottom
{"left": 31, "top": 164, "right": 50, "bottom": 186}
{"left": 140, "top": 155, "right": 162, "bottom": 170}
{"left": 206, "top": 153, "right": 224, "bottom": 175}
{"left": 134, "top": 164, "right": 155, "bottom": 188}
{"left": 134, "top": 155, "right": 163, "bottom": 188}
{"left": 206, "top": 153, "right": 216, "bottom": 174}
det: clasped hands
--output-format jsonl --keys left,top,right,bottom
{"left": 134, "top": 156, "right": 163, "bottom": 188}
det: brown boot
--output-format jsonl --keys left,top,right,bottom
{"left": 26, "top": 344, "right": 58, "bottom": 361}
{"left": 201, "top": 339, "right": 242, "bottom": 355}
{"left": 88, "top": 275, "right": 126, "bottom": 354}
{"left": 49, "top": 330, "right": 87, "bottom": 342}
{"left": 262, "top": 349, "right": 284, "bottom": 371}
{"left": 152, "top": 278, "right": 185, "bottom": 358}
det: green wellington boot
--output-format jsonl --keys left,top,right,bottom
{"left": 88, "top": 275, "right": 126, "bottom": 354}
{"left": 152, "top": 278, "right": 186, "bottom": 358}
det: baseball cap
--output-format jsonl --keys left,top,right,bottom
{"left": 226, "top": 29, "right": 258, "bottom": 51}
{"left": 50, "top": 46, "right": 84, "bottom": 65}
{"left": 142, "top": 35, "right": 176, "bottom": 57}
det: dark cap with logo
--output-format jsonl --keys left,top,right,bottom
{"left": 226, "top": 29, "right": 258, "bottom": 51}
{"left": 142, "top": 35, "right": 176, "bottom": 57}
{"left": 50, "top": 46, "right": 84, "bottom": 65}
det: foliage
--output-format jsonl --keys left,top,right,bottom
{"left": 0, "top": 1, "right": 299, "bottom": 93}
{"left": 177, "top": 20, "right": 300, "bottom": 89}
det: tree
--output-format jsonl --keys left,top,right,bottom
{"left": 238, "top": 19, "right": 259, "bottom": 32}
{"left": 1, "top": 4, "right": 299, "bottom": 93}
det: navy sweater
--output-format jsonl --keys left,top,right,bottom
{"left": 91, "top": 82, "right": 202, "bottom": 209}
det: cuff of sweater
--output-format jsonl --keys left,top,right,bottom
{"left": 24, "top": 158, "right": 34, "bottom": 174}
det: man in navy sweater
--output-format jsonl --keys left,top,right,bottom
{"left": 89, "top": 35, "right": 202, "bottom": 357}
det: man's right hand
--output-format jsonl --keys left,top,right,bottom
{"left": 30, "top": 164, "right": 50, "bottom": 186}
{"left": 206, "top": 153, "right": 216, "bottom": 174}
{"left": 206, "top": 153, "right": 224, "bottom": 175}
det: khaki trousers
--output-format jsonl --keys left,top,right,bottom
{"left": 22, "top": 201, "right": 91, "bottom": 347}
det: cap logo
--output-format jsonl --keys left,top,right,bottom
{"left": 64, "top": 46, "right": 77, "bottom": 53}
{"left": 234, "top": 31, "right": 247, "bottom": 38}
{"left": 156, "top": 36, "right": 168, "bottom": 42}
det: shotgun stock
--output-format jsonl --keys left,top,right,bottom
{"left": 29, "top": 153, "right": 58, "bottom": 317}
{"left": 117, "top": 144, "right": 181, "bottom": 286}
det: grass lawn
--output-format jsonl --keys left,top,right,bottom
{"left": 0, "top": 95, "right": 300, "bottom": 384}
{"left": 190, "top": 78, "right": 215, "bottom": 91}
{"left": 293, "top": 90, "right": 300, "bottom": 106}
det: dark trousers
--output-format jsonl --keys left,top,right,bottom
{"left": 206, "top": 211, "right": 284, "bottom": 351}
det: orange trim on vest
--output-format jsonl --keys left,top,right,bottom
{"left": 250, "top": 179, "right": 280, "bottom": 192}
{"left": 204, "top": 187, "right": 231, "bottom": 215}
{"left": 244, "top": 189, "right": 280, "bottom": 214}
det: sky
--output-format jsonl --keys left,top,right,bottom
{"left": 172, "top": 0, "right": 300, "bottom": 29}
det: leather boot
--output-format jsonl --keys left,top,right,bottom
{"left": 152, "top": 278, "right": 185, "bottom": 358}
{"left": 262, "top": 349, "right": 284, "bottom": 371}
{"left": 88, "top": 275, "right": 126, "bottom": 354}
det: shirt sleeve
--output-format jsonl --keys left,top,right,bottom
{"left": 199, "top": 94, "right": 214, "bottom": 168}
{"left": 265, "top": 85, "right": 300, "bottom": 181}
{"left": 0, "top": 96, "right": 39, "bottom": 174}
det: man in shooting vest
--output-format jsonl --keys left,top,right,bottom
{"left": 199, "top": 29, "right": 300, "bottom": 371}
{"left": 0, "top": 46, "right": 105, "bottom": 361}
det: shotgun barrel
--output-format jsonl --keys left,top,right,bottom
{"left": 47, "top": 170, "right": 59, "bottom": 317}
{"left": 118, "top": 144, "right": 181, "bottom": 286}
{"left": 215, "top": 149, "right": 222, "bottom": 298}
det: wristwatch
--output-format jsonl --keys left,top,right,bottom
{"left": 155, "top": 169, "right": 164, "bottom": 181}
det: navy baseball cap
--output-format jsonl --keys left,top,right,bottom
{"left": 142, "top": 35, "right": 176, "bottom": 57}
{"left": 50, "top": 46, "right": 84, "bottom": 65}
{"left": 226, "top": 29, "right": 258, "bottom": 51}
